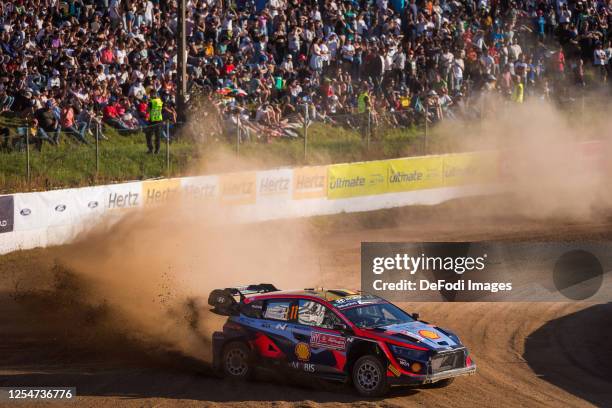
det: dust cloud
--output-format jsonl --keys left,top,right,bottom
{"left": 53, "top": 200, "right": 326, "bottom": 362}
{"left": 436, "top": 96, "right": 612, "bottom": 220}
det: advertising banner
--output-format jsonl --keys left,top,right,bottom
{"left": 181, "top": 175, "right": 219, "bottom": 201}
{"left": 443, "top": 151, "right": 499, "bottom": 186}
{"left": 292, "top": 166, "right": 327, "bottom": 200}
{"left": 142, "top": 179, "right": 182, "bottom": 206}
{"left": 219, "top": 171, "right": 257, "bottom": 205}
{"left": 13, "top": 183, "right": 144, "bottom": 232}
{"left": 387, "top": 156, "right": 444, "bottom": 192}
{"left": 0, "top": 195, "right": 14, "bottom": 234}
{"left": 328, "top": 161, "right": 388, "bottom": 199}
{"left": 13, "top": 189, "right": 83, "bottom": 230}
{"left": 256, "top": 169, "right": 293, "bottom": 202}
{"left": 13, "top": 192, "right": 46, "bottom": 231}
{"left": 104, "top": 182, "right": 143, "bottom": 211}
{"left": 72, "top": 186, "right": 109, "bottom": 217}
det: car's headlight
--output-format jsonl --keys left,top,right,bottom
{"left": 390, "top": 344, "right": 429, "bottom": 361}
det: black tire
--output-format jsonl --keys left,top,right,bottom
{"left": 425, "top": 377, "right": 455, "bottom": 388}
{"left": 351, "top": 355, "right": 390, "bottom": 397}
{"left": 222, "top": 341, "right": 253, "bottom": 380}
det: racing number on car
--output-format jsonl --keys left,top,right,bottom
{"left": 289, "top": 305, "right": 298, "bottom": 320}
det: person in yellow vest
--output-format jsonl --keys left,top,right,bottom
{"left": 511, "top": 75, "right": 524, "bottom": 103}
{"left": 146, "top": 92, "right": 164, "bottom": 154}
{"left": 356, "top": 83, "right": 374, "bottom": 134}
{"left": 357, "top": 85, "right": 370, "bottom": 114}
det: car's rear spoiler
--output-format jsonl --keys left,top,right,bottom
{"left": 207, "top": 284, "right": 279, "bottom": 316}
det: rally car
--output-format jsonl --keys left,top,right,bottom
{"left": 208, "top": 284, "right": 476, "bottom": 397}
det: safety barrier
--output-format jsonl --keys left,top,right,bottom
{"left": 0, "top": 142, "right": 604, "bottom": 255}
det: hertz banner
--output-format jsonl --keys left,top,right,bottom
{"left": 181, "top": 175, "right": 218, "bottom": 201}
{"left": 219, "top": 171, "right": 257, "bottom": 205}
{"left": 292, "top": 165, "right": 327, "bottom": 200}
{"left": 142, "top": 179, "right": 182, "bottom": 206}
{"left": 328, "top": 161, "right": 388, "bottom": 199}
{"left": 387, "top": 156, "right": 444, "bottom": 192}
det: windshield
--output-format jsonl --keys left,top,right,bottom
{"left": 341, "top": 302, "right": 415, "bottom": 329}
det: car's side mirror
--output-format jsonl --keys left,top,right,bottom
{"left": 411, "top": 312, "right": 420, "bottom": 321}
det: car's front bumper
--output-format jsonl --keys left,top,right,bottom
{"left": 423, "top": 364, "right": 477, "bottom": 383}
{"left": 389, "top": 364, "right": 477, "bottom": 385}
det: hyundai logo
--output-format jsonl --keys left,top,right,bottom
{"left": 55, "top": 204, "right": 66, "bottom": 212}
{"left": 20, "top": 208, "right": 31, "bottom": 216}
{"left": 88, "top": 201, "right": 99, "bottom": 209}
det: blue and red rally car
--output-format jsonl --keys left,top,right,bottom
{"left": 208, "top": 284, "right": 476, "bottom": 397}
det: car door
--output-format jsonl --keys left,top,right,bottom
{"left": 247, "top": 298, "right": 298, "bottom": 362}
{"left": 291, "top": 299, "right": 349, "bottom": 376}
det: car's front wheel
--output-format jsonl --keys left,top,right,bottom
{"left": 352, "top": 355, "right": 390, "bottom": 397}
{"left": 222, "top": 342, "right": 253, "bottom": 380}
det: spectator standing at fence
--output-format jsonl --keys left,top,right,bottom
{"left": 357, "top": 84, "right": 371, "bottom": 115}
{"left": 162, "top": 98, "right": 177, "bottom": 141}
{"left": 511, "top": 76, "right": 524, "bottom": 103}
{"left": 145, "top": 92, "right": 163, "bottom": 154}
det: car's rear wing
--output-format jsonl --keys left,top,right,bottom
{"left": 207, "top": 284, "right": 279, "bottom": 316}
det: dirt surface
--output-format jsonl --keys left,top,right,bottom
{"left": 1, "top": 197, "right": 612, "bottom": 407}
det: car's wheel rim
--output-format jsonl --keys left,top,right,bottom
{"left": 225, "top": 349, "right": 248, "bottom": 376}
{"left": 357, "top": 361, "right": 381, "bottom": 391}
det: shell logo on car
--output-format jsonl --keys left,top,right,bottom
{"left": 418, "top": 329, "right": 440, "bottom": 340}
{"left": 295, "top": 342, "right": 311, "bottom": 361}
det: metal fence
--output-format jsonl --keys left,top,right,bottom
{"left": 1, "top": 120, "right": 176, "bottom": 191}
{"left": 230, "top": 106, "right": 433, "bottom": 160}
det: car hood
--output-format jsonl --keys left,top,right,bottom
{"left": 369, "top": 321, "right": 461, "bottom": 350}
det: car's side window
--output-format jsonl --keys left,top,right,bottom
{"left": 297, "top": 300, "right": 342, "bottom": 329}
{"left": 263, "top": 299, "right": 297, "bottom": 321}
{"left": 322, "top": 308, "right": 343, "bottom": 329}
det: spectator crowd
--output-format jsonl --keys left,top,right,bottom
{"left": 1, "top": 0, "right": 611, "bottom": 147}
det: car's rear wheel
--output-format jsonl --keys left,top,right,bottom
{"left": 222, "top": 342, "right": 253, "bottom": 380}
{"left": 352, "top": 355, "right": 390, "bottom": 397}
